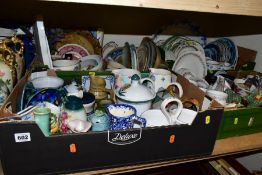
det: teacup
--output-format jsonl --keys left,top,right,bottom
{"left": 105, "top": 104, "right": 146, "bottom": 130}
{"left": 141, "top": 97, "right": 183, "bottom": 127}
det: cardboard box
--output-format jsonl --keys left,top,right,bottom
{"left": 217, "top": 107, "right": 262, "bottom": 139}
{"left": 0, "top": 71, "right": 223, "bottom": 175}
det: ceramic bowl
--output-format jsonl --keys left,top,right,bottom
{"left": 25, "top": 88, "right": 62, "bottom": 108}
{"left": 67, "top": 119, "right": 92, "bottom": 133}
{"left": 31, "top": 76, "right": 64, "bottom": 89}
{"left": 80, "top": 55, "right": 102, "bottom": 71}
{"left": 52, "top": 60, "right": 80, "bottom": 71}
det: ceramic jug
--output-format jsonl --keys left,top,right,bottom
{"left": 141, "top": 97, "right": 183, "bottom": 127}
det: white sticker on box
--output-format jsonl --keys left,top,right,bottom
{"left": 14, "top": 133, "right": 31, "bottom": 143}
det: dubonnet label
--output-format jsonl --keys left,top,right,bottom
{"left": 108, "top": 128, "right": 142, "bottom": 145}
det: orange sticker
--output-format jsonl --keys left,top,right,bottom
{"left": 169, "top": 135, "right": 175, "bottom": 143}
{"left": 70, "top": 143, "right": 76, "bottom": 153}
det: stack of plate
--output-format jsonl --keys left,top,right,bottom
{"left": 104, "top": 42, "right": 137, "bottom": 70}
{"left": 161, "top": 36, "right": 207, "bottom": 79}
{"left": 137, "top": 37, "right": 156, "bottom": 71}
{"left": 204, "top": 38, "right": 238, "bottom": 70}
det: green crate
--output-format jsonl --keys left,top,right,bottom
{"left": 217, "top": 107, "right": 262, "bottom": 139}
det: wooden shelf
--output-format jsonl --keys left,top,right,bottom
{"left": 71, "top": 132, "right": 262, "bottom": 175}
{"left": 2, "top": 0, "right": 262, "bottom": 36}
{"left": 44, "top": 0, "right": 262, "bottom": 17}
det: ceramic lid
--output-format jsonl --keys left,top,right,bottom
{"left": 115, "top": 74, "right": 156, "bottom": 102}
{"left": 65, "top": 96, "right": 84, "bottom": 110}
{"left": 82, "top": 92, "right": 95, "bottom": 104}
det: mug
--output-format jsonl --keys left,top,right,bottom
{"left": 105, "top": 104, "right": 146, "bottom": 130}
{"left": 33, "top": 107, "right": 51, "bottom": 136}
{"left": 149, "top": 68, "right": 173, "bottom": 92}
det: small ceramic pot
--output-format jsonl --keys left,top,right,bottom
{"left": 89, "top": 110, "right": 109, "bottom": 131}
{"left": 105, "top": 104, "right": 146, "bottom": 130}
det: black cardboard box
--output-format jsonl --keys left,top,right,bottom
{"left": 0, "top": 72, "right": 223, "bottom": 175}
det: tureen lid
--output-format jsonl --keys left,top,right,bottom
{"left": 115, "top": 74, "right": 155, "bottom": 102}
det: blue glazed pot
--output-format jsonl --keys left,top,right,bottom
{"left": 105, "top": 104, "right": 146, "bottom": 130}
{"left": 89, "top": 110, "right": 109, "bottom": 131}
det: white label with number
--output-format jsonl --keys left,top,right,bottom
{"left": 14, "top": 133, "right": 31, "bottom": 143}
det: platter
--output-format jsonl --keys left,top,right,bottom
{"left": 172, "top": 51, "right": 207, "bottom": 79}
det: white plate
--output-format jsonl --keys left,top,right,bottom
{"left": 174, "top": 40, "right": 204, "bottom": 61}
{"left": 130, "top": 44, "right": 138, "bottom": 70}
{"left": 172, "top": 51, "right": 207, "bottom": 79}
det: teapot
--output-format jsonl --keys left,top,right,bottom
{"left": 115, "top": 74, "right": 156, "bottom": 116}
